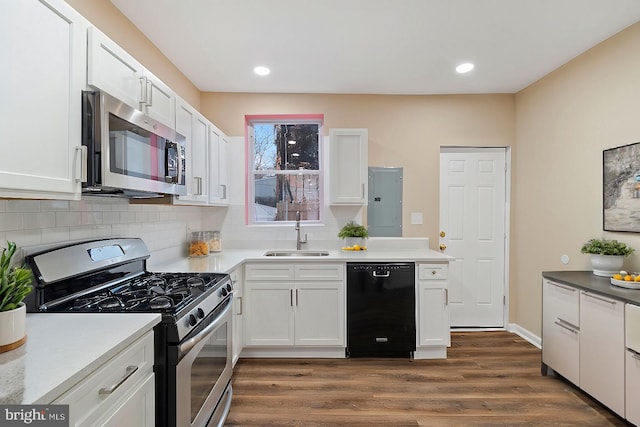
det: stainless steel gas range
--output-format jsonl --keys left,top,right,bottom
{"left": 24, "top": 238, "right": 233, "bottom": 427}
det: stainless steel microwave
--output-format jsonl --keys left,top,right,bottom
{"left": 81, "top": 91, "right": 186, "bottom": 198}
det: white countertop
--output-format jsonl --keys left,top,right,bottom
{"left": 155, "top": 248, "right": 453, "bottom": 274}
{"left": 0, "top": 313, "right": 161, "bottom": 404}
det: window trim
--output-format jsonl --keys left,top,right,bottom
{"left": 245, "top": 114, "right": 325, "bottom": 226}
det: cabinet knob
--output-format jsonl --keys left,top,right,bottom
{"left": 440, "top": 231, "right": 446, "bottom": 238}
{"left": 439, "top": 244, "right": 447, "bottom": 252}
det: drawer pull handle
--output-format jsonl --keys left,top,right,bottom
{"left": 98, "top": 365, "right": 139, "bottom": 396}
{"left": 582, "top": 292, "right": 617, "bottom": 305}
{"left": 554, "top": 320, "right": 578, "bottom": 334}
{"left": 547, "top": 281, "right": 576, "bottom": 292}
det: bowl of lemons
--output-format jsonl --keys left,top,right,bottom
{"left": 611, "top": 271, "right": 640, "bottom": 289}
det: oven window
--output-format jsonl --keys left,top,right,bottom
{"left": 108, "top": 113, "right": 171, "bottom": 182}
{"left": 191, "top": 323, "right": 228, "bottom": 422}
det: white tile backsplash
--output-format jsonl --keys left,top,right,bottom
{"left": 2, "top": 197, "right": 214, "bottom": 265}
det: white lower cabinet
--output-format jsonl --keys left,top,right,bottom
{"left": 626, "top": 303, "right": 640, "bottom": 425}
{"left": 53, "top": 331, "right": 155, "bottom": 427}
{"left": 244, "top": 263, "right": 345, "bottom": 349}
{"left": 542, "top": 280, "right": 580, "bottom": 385}
{"left": 231, "top": 267, "right": 244, "bottom": 366}
{"left": 626, "top": 349, "right": 640, "bottom": 425}
{"left": 579, "top": 290, "right": 625, "bottom": 417}
{"left": 542, "top": 276, "right": 634, "bottom": 421}
{"left": 416, "top": 263, "right": 450, "bottom": 351}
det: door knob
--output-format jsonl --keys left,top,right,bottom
{"left": 439, "top": 243, "right": 447, "bottom": 252}
{"left": 440, "top": 231, "right": 446, "bottom": 238}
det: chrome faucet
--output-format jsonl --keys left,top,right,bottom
{"left": 295, "top": 211, "right": 308, "bottom": 250}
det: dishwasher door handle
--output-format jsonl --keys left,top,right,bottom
{"left": 372, "top": 271, "right": 390, "bottom": 278}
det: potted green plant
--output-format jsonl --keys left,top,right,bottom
{"left": 580, "top": 238, "right": 635, "bottom": 277}
{"left": 338, "top": 221, "right": 369, "bottom": 250}
{"left": 0, "top": 241, "right": 33, "bottom": 351}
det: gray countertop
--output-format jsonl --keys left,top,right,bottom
{"left": 542, "top": 271, "right": 640, "bottom": 305}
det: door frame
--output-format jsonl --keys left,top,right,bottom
{"left": 439, "top": 146, "right": 512, "bottom": 330}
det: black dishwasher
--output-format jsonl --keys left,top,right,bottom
{"left": 346, "top": 263, "right": 416, "bottom": 357}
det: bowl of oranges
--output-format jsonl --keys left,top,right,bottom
{"left": 611, "top": 271, "right": 640, "bottom": 289}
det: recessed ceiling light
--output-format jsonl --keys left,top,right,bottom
{"left": 291, "top": 153, "right": 300, "bottom": 157}
{"left": 253, "top": 66, "right": 270, "bottom": 76}
{"left": 288, "top": 140, "right": 297, "bottom": 145}
{"left": 456, "top": 63, "right": 474, "bottom": 74}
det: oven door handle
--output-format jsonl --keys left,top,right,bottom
{"left": 178, "top": 297, "right": 232, "bottom": 358}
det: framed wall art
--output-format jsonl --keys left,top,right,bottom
{"left": 603, "top": 142, "right": 640, "bottom": 232}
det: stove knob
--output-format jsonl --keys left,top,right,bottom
{"left": 220, "top": 288, "right": 229, "bottom": 297}
{"left": 196, "top": 308, "right": 205, "bottom": 319}
{"left": 187, "top": 314, "right": 197, "bottom": 327}
{"left": 226, "top": 283, "right": 232, "bottom": 292}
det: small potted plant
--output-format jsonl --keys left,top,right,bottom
{"left": 580, "top": 238, "right": 635, "bottom": 277}
{"left": 338, "top": 221, "right": 369, "bottom": 251}
{"left": 0, "top": 241, "right": 33, "bottom": 351}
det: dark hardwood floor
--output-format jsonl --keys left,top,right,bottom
{"left": 227, "top": 331, "right": 630, "bottom": 426}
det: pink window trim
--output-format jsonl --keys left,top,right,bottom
{"left": 244, "top": 114, "right": 325, "bottom": 224}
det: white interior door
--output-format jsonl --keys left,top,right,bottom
{"left": 439, "top": 148, "right": 507, "bottom": 327}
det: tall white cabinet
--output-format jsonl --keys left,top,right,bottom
{"left": 329, "top": 129, "right": 368, "bottom": 205}
{"left": 0, "top": 0, "right": 87, "bottom": 200}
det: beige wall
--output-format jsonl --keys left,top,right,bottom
{"left": 514, "top": 22, "right": 640, "bottom": 335}
{"left": 64, "top": 0, "right": 201, "bottom": 108}
{"left": 60, "top": 1, "right": 640, "bottom": 336}
{"left": 201, "top": 92, "right": 515, "bottom": 243}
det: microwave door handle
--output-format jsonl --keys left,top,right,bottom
{"left": 164, "top": 142, "right": 177, "bottom": 183}
{"left": 178, "top": 144, "right": 184, "bottom": 186}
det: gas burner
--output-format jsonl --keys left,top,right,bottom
{"left": 150, "top": 295, "right": 173, "bottom": 310}
{"left": 99, "top": 296, "right": 124, "bottom": 311}
{"left": 186, "top": 277, "right": 205, "bottom": 288}
{"left": 73, "top": 297, "right": 98, "bottom": 310}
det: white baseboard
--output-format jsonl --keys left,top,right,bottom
{"left": 507, "top": 323, "right": 541, "bottom": 349}
{"left": 450, "top": 324, "right": 541, "bottom": 349}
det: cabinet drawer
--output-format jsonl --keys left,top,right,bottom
{"left": 418, "top": 263, "right": 448, "bottom": 280}
{"left": 626, "top": 349, "right": 640, "bottom": 425}
{"left": 626, "top": 303, "right": 640, "bottom": 352}
{"left": 543, "top": 280, "right": 579, "bottom": 327}
{"left": 245, "top": 264, "right": 294, "bottom": 281}
{"left": 295, "top": 264, "right": 344, "bottom": 281}
{"left": 54, "top": 331, "right": 154, "bottom": 426}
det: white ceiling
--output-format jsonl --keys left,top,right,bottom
{"left": 110, "top": 0, "right": 640, "bottom": 95}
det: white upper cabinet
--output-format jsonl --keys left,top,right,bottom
{"left": 87, "top": 27, "right": 175, "bottom": 128}
{"left": 208, "top": 125, "right": 229, "bottom": 206}
{"left": 329, "top": 128, "right": 368, "bottom": 205}
{"left": 174, "top": 97, "right": 209, "bottom": 204}
{"left": 0, "top": 0, "right": 87, "bottom": 200}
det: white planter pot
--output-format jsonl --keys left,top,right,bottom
{"left": 344, "top": 237, "right": 366, "bottom": 248}
{"left": 590, "top": 254, "right": 625, "bottom": 277}
{"left": 0, "top": 303, "right": 26, "bottom": 349}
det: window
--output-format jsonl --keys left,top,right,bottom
{"left": 246, "top": 115, "right": 323, "bottom": 224}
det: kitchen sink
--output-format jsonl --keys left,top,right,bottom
{"left": 263, "top": 250, "right": 330, "bottom": 257}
